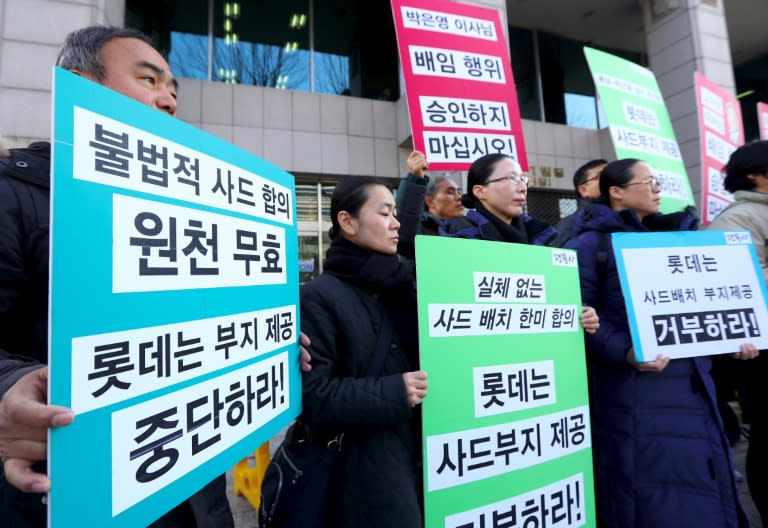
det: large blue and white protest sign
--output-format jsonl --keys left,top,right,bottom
{"left": 611, "top": 230, "right": 768, "bottom": 362}
{"left": 49, "top": 67, "right": 300, "bottom": 527}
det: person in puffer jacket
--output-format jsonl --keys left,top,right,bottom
{"left": 565, "top": 158, "right": 754, "bottom": 528}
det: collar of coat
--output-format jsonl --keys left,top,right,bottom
{"left": 731, "top": 190, "right": 768, "bottom": 207}
{"left": 439, "top": 209, "right": 557, "bottom": 245}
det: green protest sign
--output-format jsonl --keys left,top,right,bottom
{"left": 584, "top": 47, "right": 694, "bottom": 213}
{"left": 416, "top": 236, "right": 595, "bottom": 527}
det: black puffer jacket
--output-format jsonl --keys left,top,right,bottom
{"left": 301, "top": 266, "right": 422, "bottom": 528}
{"left": 0, "top": 142, "right": 233, "bottom": 528}
{"left": 0, "top": 142, "right": 51, "bottom": 398}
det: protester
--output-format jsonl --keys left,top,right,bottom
{"left": 565, "top": 158, "right": 754, "bottom": 528}
{"left": 299, "top": 176, "right": 425, "bottom": 527}
{"left": 551, "top": 158, "right": 607, "bottom": 247}
{"left": 708, "top": 140, "right": 768, "bottom": 524}
{"left": 439, "top": 153, "right": 599, "bottom": 332}
{"left": 395, "top": 150, "right": 463, "bottom": 259}
{"left": 400, "top": 150, "right": 463, "bottom": 231}
{"left": 0, "top": 25, "right": 241, "bottom": 528}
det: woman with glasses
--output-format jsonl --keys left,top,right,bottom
{"left": 440, "top": 152, "right": 599, "bottom": 329}
{"left": 565, "top": 158, "right": 748, "bottom": 528}
{"left": 439, "top": 153, "right": 556, "bottom": 245}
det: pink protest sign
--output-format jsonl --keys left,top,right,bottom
{"left": 758, "top": 102, "right": 768, "bottom": 140}
{"left": 694, "top": 72, "right": 744, "bottom": 223}
{"left": 391, "top": 0, "right": 527, "bottom": 171}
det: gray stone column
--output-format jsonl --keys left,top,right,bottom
{"left": 642, "top": 0, "right": 735, "bottom": 211}
{"left": 0, "top": 0, "right": 123, "bottom": 146}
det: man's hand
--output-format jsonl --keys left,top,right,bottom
{"left": 407, "top": 151, "right": 428, "bottom": 178}
{"left": 0, "top": 367, "right": 73, "bottom": 492}
{"left": 299, "top": 332, "right": 312, "bottom": 372}
{"left": 402, "top": 371, "right": 428, "bottom": 407}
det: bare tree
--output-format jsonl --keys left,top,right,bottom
{"left": 168, "top": 32, "right": 209, "bottom": 80}
{"left": 316, "top": 52, "right": 350, "bottom": 95}
{"left": 215, "top": 41, "right": 308, "bottom": 88}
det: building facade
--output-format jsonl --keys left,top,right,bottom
{"left": 1, "top": 0, "right": 767, "bottom": 280}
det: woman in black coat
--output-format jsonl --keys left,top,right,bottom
{"left": 300, "top": 176, "right": 426, "bottom": 528}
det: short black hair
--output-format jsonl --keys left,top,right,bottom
{"left": 328, "top": 176, "right": 391, "bottom": 239}
{"left": 573, "top": 159, "right": 608, "bottom": 191}
{"left": 598, "top": 158, "right": 642, "bottom": 204}
{"left": 723, "top": 140, "right": 768, "bottom": 193}
{"left": 56, "top": 26, "right": 155, "bottom": 81}
{"left": 462, "top": 153, "right": 513, "bottom": 208}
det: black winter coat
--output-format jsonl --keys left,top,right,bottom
{"left": 0, "top": 142, "right": 51, "bottom": 397}
{"left": 564, "top": 204, "right": 747, "bottom": 528}
{"left": 0, "top": 143, "right": 232, "bottom": 528}
{"left": 300, "top": 273, "right": 423, "bottom": 528}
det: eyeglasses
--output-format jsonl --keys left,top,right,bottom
{"left": 484, "top": 173, "right": 529, "bottom": 187}
{"left": 579, "top": 175, "right": 599, "bottom": 186}
{"left": 620, "top": 176, "right": 660, "bottom": 190}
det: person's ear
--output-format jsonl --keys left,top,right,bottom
{"left": 68, "top": 69, "right": 97, "bottom": 82}
{"left": 337, "top": 211, "right": 358, "bottom": 237}
{"left": 472, "top": 184, "right": 487, "bottom": 202}
{"left": 608, "top": 185, "right": 623, "bottom": 202}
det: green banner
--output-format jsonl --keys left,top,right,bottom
{"left": 416, "top": 236, "right": 595, "bottom": 527}
{"left": 584, "top": 47, "right": 694, "bottom": 213}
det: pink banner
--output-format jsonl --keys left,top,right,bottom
{"left": 694, "top": 72, "right": 744, "bottom": 223}
{"left": 390, "top": 0, "right": 527, "bottom": 171}
{"left": 759, "top": 102, "right": 768, "bottom": 141}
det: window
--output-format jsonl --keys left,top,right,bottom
{"left": 506, "top": 25, "right": 644, "bottom": 130}
{"left": 126, "top": 0, "right": 399, "bottom": 100}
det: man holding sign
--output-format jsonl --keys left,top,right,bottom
{"left": 0, "top": 26, "right": 232, "bottom": 528}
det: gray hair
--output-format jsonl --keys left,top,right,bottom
{"left": 426, "top": 175, "right": 453, "bottom": 198}
{"left": 56, "top": 26, "right": 154, "bottom": 81}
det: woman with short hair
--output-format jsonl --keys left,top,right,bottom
{"left": 300, "top": 176, "right": 425, "bottom": 528}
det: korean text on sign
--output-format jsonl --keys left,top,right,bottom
{"left": 429, "top": 304, "right": 578, "bottom": 337}
{"left": 445, "top": 474, "right": 586, "bottom": 528}
{"left": 473, "top": 361, "right": 555, "bottom": 417}
{"left": 74, "top": 107, "right": 292, "bottom": 224}
{"left": 113, "top": 194, "right": 286, "bottom": 292}
{"left": 427, "top": 406, "right": 591, "bottom": 491}
{"left": 112, "top": 352, "right": 290, "bottom": 515}
{"left": 71, "top": 306, "right": 296, "bottom": 413}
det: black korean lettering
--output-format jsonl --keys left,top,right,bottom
{"left": 129, "top": 212, "right": 178, "bottom": 275}
{"left": 88, "top": 341, "right": 133, "bottom": 397}
{"left": 90, "top": 123, "right": 133, "bottom": 178}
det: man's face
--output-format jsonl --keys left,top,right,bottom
{"left": 577, "top": 164, "right": 605, "bottom": 199}
{"left": 426, "top": 178, "right": 464, "bottom": 220}
{"left": 88, "top": 37, "right": 178, "bottom": 116}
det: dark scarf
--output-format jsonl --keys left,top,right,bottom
{"left": 323, "top": 236, "right": 413, "bottom": 292}
{"left": 323, "top": 236, "right": 419, "bottom": 365}
{"left": 476, "top": 202, "right": 529, "bottom": 244}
